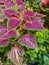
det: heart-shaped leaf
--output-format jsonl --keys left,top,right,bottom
{"left": 8, "top": 18, "right": 20, "bottom": 30}
{"left": 8, "top": 46, "right": 24, "bottom": 65}
{"left": 24, "top": 20, "right": 44, "bottom": 30}
{"left": 19, "top": 34, "right": 37, "bottom": 49}
{"left": 3, "top": 9, "right": 20, "bottom": 18}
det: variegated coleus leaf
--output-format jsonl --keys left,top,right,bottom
{"left": 18, "top": 5, "right": 25, "bottom": 11}
{"left": 0, "top": 39, "right": 9, "bottom": 47}
{"left": 18, "top": 34, "right": 37, "bottom": 49}
{"left": 33, "top": 17, "right": 44, "bottom": 24}
{"left": 0, "top": 26, "right": 7, "bottom": 34}
{"left": 16, "top": 0, "right": 24, "bottom": 5}
{"left": 0, "top": 0, "right": 15, "bottom": 8}
{"left": 0, "top": 30, "right": 18, "bottom": 40}
{"left": 24, "top": 19, "right": 45, "bottom": 30}
{"left": 8, "top": 18, "right": 21, "bottom": 30}
{"left": 23, "top": 10, "right": 45, "bottom": 21}
{"left": 24, "top": 10, "right": 35, "bottom": 17}
{"left": 3, "top": 9, "right": 20, "bottom": 18}
{"left": 8, "top": 46, "right": 24, "bottom": 65}
{"left": 0, "top": 26, "right": 18, "bottom": 47}
{"left": 23, "top": 15, "right": 31, "bottom": 21}
{"left": 0, "top": 0, "right": 9, "bottom": 2}
{"left": 4, "top": 1, "right": 15, "bottom": 8}
{"left": 0, "top": 26, "right": 9, "bottom": 47}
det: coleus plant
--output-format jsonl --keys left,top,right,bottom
{"left": 0, "top": 0, "right": 45, "bottom": 65}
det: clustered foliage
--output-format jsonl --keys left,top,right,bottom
{"left": 0, "top": 0, "right": 49, "bottom": 65}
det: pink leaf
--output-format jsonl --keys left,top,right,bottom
{"left": 0, "top": 30, "right": 18, "bottom": 40}
{"left": 34, "top": 17, "right": 44, "bottom": 24}
{"left": 23, "top": 15, "right": 30, "bottom": 21}
{"left": 0, "top": 0, "right": 9, "bottom": 3}
{"left": 8, "top": 46, "right": 24, "bottom": 65}
{"left": 0, "top": 0, "right": 9, "bottom": 2}
{"left": 0, "top": 39, "right": 9, "bottom": 47}
{"left": 3, "top": 9, "right": 20, "bottom": 18}
{"left": 0, "top": 26, "right": 7, "bottom": 34}
{"left": 32, "top": 20, "right": 45, "bottom": 30}
{"left": 19, "top": 34, "right": 37, "bottom": 49}
{"left": 4, "top": 1, "right": 15, "bottom": 8}
{"left": 8, "top": 18, "right": 20, "bottom": 30}
{"left": 18, "top": 5, "right": 25, "bottom": 11}
{"left": 24, "top": 20, "right": 44, "bottom": 30}
{"left": 24, "top": 10, "right": 35, "bottom": 17}
{"left": 16, "top": 0, "right": 24, "bottom": 5}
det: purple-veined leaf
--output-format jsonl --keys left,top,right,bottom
{"left": 8, "top": 46, "right": 24, "bottom": 65}
{"left": 24, "top": 20, "right": 44, "bottom": 30}
{"left": 0, "top": 30, "right": 18, "bottom": 40}
{"left": 32, "top": 20, "right": 45, "bottom": 30}
{"left": 0, "top": 39, "right": 9, "bottom": 47}
{"left": 19, "top": 34, "right": 37, "bottom": 49}
{"left": 24, "top": 22, "right": 33, "bottom": 30}
{"left": 8, "top": 18, "right": 20, "bottom": 30}
{"left": 16, "top": 0, "right": 24, "bottom": 5}
{"left": 3, "top": 9, "right": 20, "bottom": 18}
{"left": 24, "top": 10, "right": 35, "bottom": 17}
{"left": 0, "top": 0, "right": 9, "bottom": 2}
{"left": 34, "top": 17, "right": 44, "bottom": 24}
{"left": 23, "top": 15, "right": 30, "bottom": 21}
{"left": 18, "top": 5, "right": 25, "bottom": 11}
{"left": 4, "top": 1, "right": 15, "bottom": 8}
{"left": 0, "top": 26, "right": 7, "bottom": 33}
